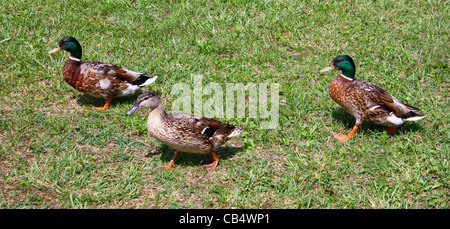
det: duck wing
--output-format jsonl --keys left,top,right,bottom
{"left": 80, "top": 61, "right": 145, "bottom": 83}
{"left": 352, "top": 79, "right": 416, "bottom": 115}
{"left": 169, "top": 113, "right": 236, "bottom": 138}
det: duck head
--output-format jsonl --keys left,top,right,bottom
{"left": 126, "top": 92, "right": 162, "bottom": 115}
{"left": 320, "top": 55, "right": 356, "bottom": 79}
{"left": 48, "top": 36, "right": 82, "bottom": 59}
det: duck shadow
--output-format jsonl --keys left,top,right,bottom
{"left": 74, "top": 94, "right": 139, "bottom": 108}
{"left": 331, "top": 107, "right": 424, "bottom": 135}
{"left": 145, "top": 145, "right": 244, "bottom": 168}
{"left": 74, "top": 90, "right": 163, "bottom": 109}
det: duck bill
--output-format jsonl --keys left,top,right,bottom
{"left": 319, "top": 65, "right": 335, "bottom": 73}
{"left": 126, "top": 104, "right": 140, "bottom": 115}
{"left": 48, "top": 46, "right": 61, "bottom": 54}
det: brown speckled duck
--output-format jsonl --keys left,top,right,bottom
{"left": 48, "top": 36, "right": 157, "bottom": 110}
{"left": 127, "top": 92, "right": 244, "bottom": 171}
{"left": 320, "top": 55, "right": 426, "bottom": 143}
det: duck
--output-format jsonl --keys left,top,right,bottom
{"left": 320, "top": 55, "right": 426, "bottom": 143}
{"left": 127, "top": 92, "right": 244, "bottom": 171}
{"left": 48, "top": 36, "right": 157, "bottom": 110}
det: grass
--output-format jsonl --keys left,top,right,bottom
{"left": 0, "top": 0, "right": 448, "bottom": 209}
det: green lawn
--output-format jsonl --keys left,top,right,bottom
{"left": 0, "top": 0, "right": 448, "bottom": 208}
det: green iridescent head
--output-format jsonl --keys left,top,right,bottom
{"left": 320, "top": 55, "right": 356, "bottom": 78}
{"left": 48, "top": 36, "right": 82, "bottom": 59}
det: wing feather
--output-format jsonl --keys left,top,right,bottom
{"left": 80, "top": 61, "right": 144, "bottom": 82}
{"left": 168, "top": 113, "right": 235, "bottom": 138}
{"left": 352, "top": 79, "right": 411, "bottom": 115}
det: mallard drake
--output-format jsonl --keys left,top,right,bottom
{"left": 127, "top": 92, "right": 243, "bottom": 171}
{"left": 320, "top": 55, "right": 426, "bottom": 143}
{"left": 48, "top": 36, "right": 157, "bottom": 110}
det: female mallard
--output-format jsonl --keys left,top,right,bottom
{"left": 48, "top": 36, "right": 157, "bottom": 110}
{"left": 127, "top": 92, "right": 243, "bottom": 171}
{"left": 320, "top": 55, "right": 426, "bottom": 143}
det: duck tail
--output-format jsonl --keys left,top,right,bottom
{"left": 402, "top": 102, "right": 421, "bottom": 111}
{"left": 211, "top": 126, "right": 244, "bottom": 149}
{"left": 228, "top": 127, "right": 244, "bottom": 138}
{"left": 130, "top": 75, "right": 158, "bottom": 87}
{"left": 399, "top": 111, "right": 427, "bottom": 122}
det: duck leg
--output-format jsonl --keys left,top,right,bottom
{"left": 155, "top": 151, "right": 180, "bottom": 172}
{"left": 94, "top": 98, "right": 112, "bottom": 111}
{"left": 204, "top": 152, "right": 219, "bottom": 171}
{"left": 334, "top": 125, "right": 359, "bottom": 143}
{"left": 387, "top": 127, "right": 396, "bottom": 134}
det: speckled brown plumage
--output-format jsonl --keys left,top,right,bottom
{"left": 329, "top": 74, "right": 401, "bottom": 126}
{"left": 322, "top": 55, "right": 426, "bottom": 142}
{"left": 63, "top": 60, "right": 131, "bottom": 99}
{"left": 49, "top": 36, "right": 157, "bottom": 110}
{"left": 127, "top": 92, "right": 243, "bottom": 171}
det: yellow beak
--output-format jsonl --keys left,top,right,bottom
{"left": 319, "top": 65, "right": 335, "bottom": 73}
{"left": 48, "top": 46, "right": 61, "bottom": 54}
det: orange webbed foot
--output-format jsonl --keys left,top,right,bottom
{"left": 204, "top": 152, "right": 219, "bottom": 171}
{"left": 334, "top": 126, "right": 359, "bottom": 143}
{"left": 155, "top": 151, "right": 179, "bottom": 172}
{"left": 334, "top": 134, "right": 350, "bottom": 143}
{"left": 155, "top": 164, "right": 174, "bottom": 172}
{"left": 94, "top": 98, "right": 112, "bottom": 111}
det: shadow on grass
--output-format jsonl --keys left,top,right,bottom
{"left": 74, "top": 90, "right": 163, "bottom": 109}
{"left": 145, "top": 144, "right": 244, "bottom": 169}
{"left": 74, "top": 94, "right": 139, "bottom": 108}
{"left": 331, "top": 107, "right": 425, "bottom": 135}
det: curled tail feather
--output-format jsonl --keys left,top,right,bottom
{"left": 130, "top": 75, "right": 158, "bottom": 87}
{"left": 211, "top": 127, "right": 244, "bottom": 149}
{"left": 403, "top": 103, "right": 421, "bottom": 111}
{"left": 228, "top": 127, "right": 244, "bottom": 138}
{"left": 399, "top": 111, "right": 427, "bottom": 122}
